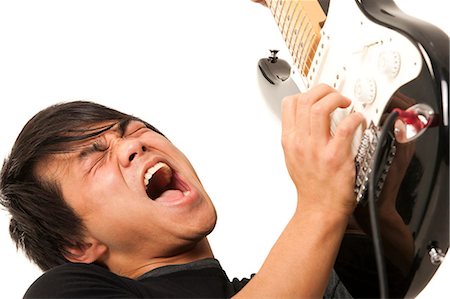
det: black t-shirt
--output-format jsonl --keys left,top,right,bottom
{"left": 24, "top": 258, "right": 250, "bottom": 298}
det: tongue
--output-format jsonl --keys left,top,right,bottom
{"left": 154, "top": 189, "right": 185, "bottom": 203}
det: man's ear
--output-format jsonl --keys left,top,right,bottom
{"left": 64, "top": 238, "right": 108, "bottom": 264}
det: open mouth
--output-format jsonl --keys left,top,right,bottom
{"left": 144, "top": 162, "right": 189, "bottom": 200}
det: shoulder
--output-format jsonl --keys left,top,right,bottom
{"left": 24, "top": 263, "right": 142, "bottom": 298}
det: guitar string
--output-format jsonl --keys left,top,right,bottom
{"left": 287, "top": 8, "right": 305, "bottom": 68}
{"left": 280, "top": 0, "right": 294, "bottom": 35}
{"left": 285, "top": 1, "right": 302, "bottom": 47}
{"left": 295, "top": 21, "right": 313, "bottom": 71}
{"left": 300, "top": 27, "right": 316, "bottom": 72}
{"left": 278, "top": 0, "right": 288, "bottom": 29}
{"left": 289, "top": 10, "right": 305, "bottom": 67}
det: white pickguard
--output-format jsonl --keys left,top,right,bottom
{"left": 289, "top": 0, "right": 423, "bottom": 155}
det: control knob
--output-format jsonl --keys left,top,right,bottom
{"left": 354, "top": 78, "right": 377, "bottom": 104}
{"left": 378, "top": 50, "right": 401, "bottom": 78}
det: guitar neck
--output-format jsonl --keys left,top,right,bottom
{"left": 264, "top": 0, "right": 326, "bottom": 79}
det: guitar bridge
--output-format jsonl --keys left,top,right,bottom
{"left": 354, "top": 123, "right": 397, "bottom": 204}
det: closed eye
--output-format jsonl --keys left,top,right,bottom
{"left": 123, "top": 122, "right": 148, "bottom": 138}
{"left": 79, "top": 141, "right": 110, "bottom": 176}
{"left": 79, "top": 140, "right": 109, "bottom": 158}
{"left": 118, "top": 118, "right": 146, "bottom": 138}
{"left": 92, "top": 140, "right": 109, "bottom": 152}
{"left": 86, "top": 141, "right": 110, "bottom": 172}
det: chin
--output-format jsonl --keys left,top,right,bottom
{"left": 189, "top": 207, "right": 217, "bottom": 239}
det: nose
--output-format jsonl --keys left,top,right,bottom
{"left": 117, "top": 137, "right": 147, "bottom": 166}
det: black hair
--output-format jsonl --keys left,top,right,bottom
{"left": 0, "top": 101, "right": 163, "bottom": 270}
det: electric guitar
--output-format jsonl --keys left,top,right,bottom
{"left": 261, "top": 0, "right": 449, "bottom": 297}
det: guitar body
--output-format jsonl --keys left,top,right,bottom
{"left": 264, "top": 0, "right": 449, "bottom": 297}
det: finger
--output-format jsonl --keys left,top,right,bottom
{"left": 295, "top": 84, "right": 336, "bottom": 137}
{"left": 252, "top": 0, "right": 267, "bottom": 6}
{"left": 329, "top": 112, "right": 365, "bottom": 158}
{"left": 297, "top": 84, "right": 336, "bottom": 112}
{"left": 310, "top": 92, "right": 352, "bottom": 144}
{"left": 281, "top": 95, "right": 297, "bottom": 137}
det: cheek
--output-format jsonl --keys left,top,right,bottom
{"left": 84, "top": 204, "right": 163, "bottom": 250}
{"left": 63, "top": 170, "right": 130, "bottom": 220}
{"left": 100, "top": 169, "right": 124, "bottom": 188}
{"left": 94, "top": 164, "right": 140, "bottom": 198}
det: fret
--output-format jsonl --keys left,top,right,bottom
{"left": 275, "top": 0, "right": 285, "bottom": 28}
{"left": 278, "top": 1, "right": 289, "bottom": 28}
{"left": 297, "top": 23, "right": 312, "bottom": 63}
{"left": 307, "top": 35, "right": 320, "bottom": 73}
{"left": 286, "top": 5, "right": 303, "bottom": 62}
{"left": 272, "top": 0, "right": 282, "bottom": 24}
{"left": 265, "top": 0, "right": 275, "bottom": 19}
{"left": 295, "top": 24, "right": 313, "bottom": 71}
{"left": 268, "top": 0, "right": 289, "bottom": 30}
{"left": 265, "top": 0, "right": 273, "bottom": 12}
{"left": 288, "top": 9, "right": 306, "bottom": 56}
{"left": 298, "top": 29, "right": 315, "bottom": 72}
{"left": 284, "top": 1, "right": 301, "bottom": 43}
{"left": 274, "top": 0, "right": 290, "bottom": 30}
{"left": 279, "top": 1, "right": 294, "bottom": 36}
{"left": 291, "top": 15, "right": 308, "bottom": 68}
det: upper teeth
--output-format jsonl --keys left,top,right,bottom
{"left": 144, "top": 162, "right": 170, "bottom": 186}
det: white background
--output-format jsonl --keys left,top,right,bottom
{"left": 0, "top": 0, "right": 448, "bottom": 298}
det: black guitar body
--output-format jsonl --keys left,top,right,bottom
{"left": 334, "top": 1, "right": 449, "bottom": 298}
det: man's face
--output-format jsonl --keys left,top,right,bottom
{"left": 38, "top": 120, "right": 217, "bottom": 265}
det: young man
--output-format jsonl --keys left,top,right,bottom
{"left": 0, "top": 84, "right": 364, "bottom": 298}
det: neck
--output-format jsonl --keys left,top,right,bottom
{"left": 265, "top": 0, "right": 326, "bottom": 76}
{"left": 113, "top": 238, "right": 214, "bottom": 279}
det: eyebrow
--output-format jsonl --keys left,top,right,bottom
{"left": 117, "top": 118, "right": 133, "bottom": 137}
{"left": 77, "top": 118, "right": 136, "bottom": 159}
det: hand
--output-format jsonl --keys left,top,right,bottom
{"left": 281, "top": 84, "right": 364, "bottom": 217}
{"left": 250, "top": 0, "right": 267, "bottom": 6}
